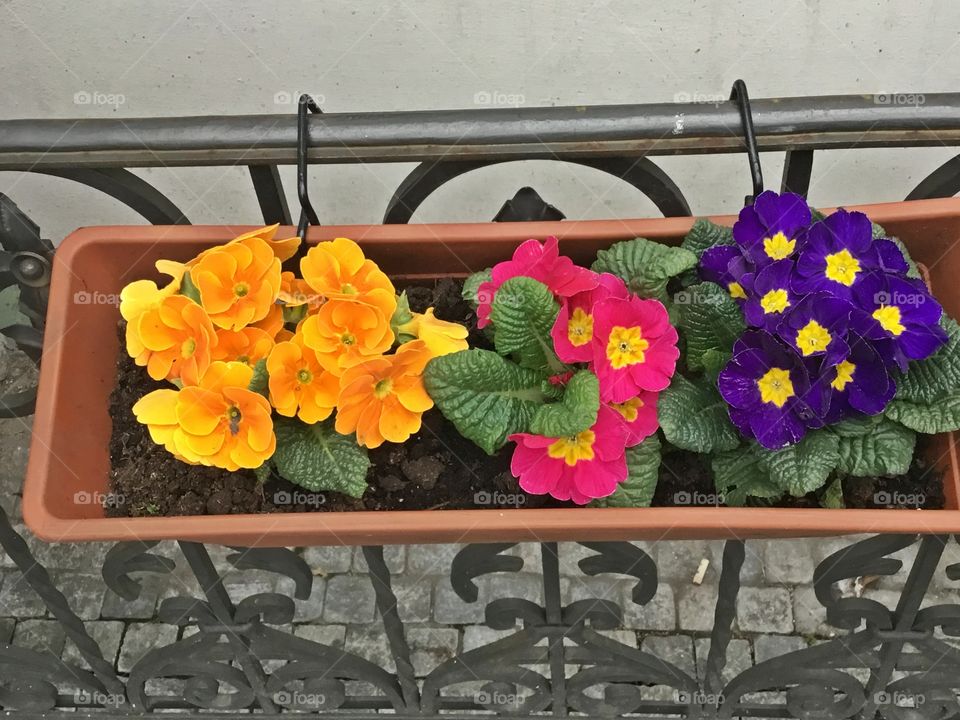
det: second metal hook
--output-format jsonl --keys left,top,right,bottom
{"left": 729, "top": 79, "right": 764, "bottom": 205}
{"left": 296, "top": 94, "right": 323, "bottom": 239}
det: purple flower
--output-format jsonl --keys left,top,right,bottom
{"left": 700, "top": 245, "right": 750, "bottom": 301}
{"left": 776, "top": 293, "right": 852, "bottom": 366}
{"left": 820, "top": 331, "right": 895, "bottom": 424}
{"left": 742, "top": 260, "right": 797, "bottom": 331}
{"left": 717, "top": 331, "right": 826, "bottom": 449}
{"left": 850, "top": 272, "right": 947, "bottom": 371}
{"left": 733, "top": 191, "right": 811, "bottom": 266}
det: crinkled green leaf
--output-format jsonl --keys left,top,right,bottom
{"left": 423, "top": 349, "right": 546, "bottom": 454}
{"left": 248, "top": 358, "right": 269, "bottom": 397}
{"left": 675, "top": 282, "right": 745, "bottom": 373}
{"left": 700, "top": 349, "right": 732, "bottom": 381}
{"left": 659, "top": 374, "right": 740, "bottom": 453}
{"left": 530, "top": 371, "right": 599, "bottom": 437}
{"left": 491, "top": 276, "right": 559, "bottom": 370}
{"left": 833, "top": 415, "right": 916, "bottom": 476}
{"left": 462, "top": 268, "right": 492, "bottom": 309}
{"left": 895, "top": 317, "right": 960, "bottom": 403}
{"left": 712, "top": 445, "right": 781, "bottom": 506}
{"left": 272, "top": 418, "right": 370, "bottom": 497}
{"left": 0, "top": 285, "right": 29, "bottom": 330}
{"left": 180, "top": 271, "right": 202, "bottom": 304}
{"left": 887, "top": 394, "right": 960, "bottom": 435}
{"left": 592, "top": 237, "right": 697, "bottom": 302}
{"left": 822, "top": 477, "right": 845, "bottom": 508}
{"left": 593, "top": 434, "right": 661, "bottom": 508}
{"left": 871, "top": 221, "right": 888, "bottom": 240}
{"left": 680, "top": 218, "right": 734, "bottom": 259}
{"left": 756, "top": 430, "right": 840, "bottom": 497}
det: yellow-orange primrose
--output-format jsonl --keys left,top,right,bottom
{"left": 301, "top": 237, "right": 397, "bottom": 319}
{"left": 132, "top": 361, "right": 276, "bottom": 470}
{"left": 211, "top": 326, "right": 275, "bottom": 367}
{"left": 125, "top": 294, "right": 216, "bottom": 386}
{"left": 300, "top": 298, "right": 394, "bottom": 374}
{"left": 396, "top": 308, "right": 469, "bottom": 357}
{"left": 335, "top": 340, "right": 434, "bottom": 449}
{"left": 154, "top": 224, "right": 301, "bottom": 278}
{"left": 267, "top": 332, "right": 339, "bottom": 424}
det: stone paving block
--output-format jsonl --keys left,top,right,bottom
{"left": 276, "top": 575, "right": 326, "bottom": 622}
{"left": 389, "top": 577, "right": 432, "bottom": 622}
{"left": 655, "top": 540, "right": 715, "bottom": 584}
{"left": 324, "top": 575, "right": 376, "bottom": 623}
{"left": 792, "top": 586, "right": 840, "bottom": 638}
{"left": 345, "top": 625, "right": 395, "bottom": 673}
{"left": 877, "top": 543, "right": 918, "bottom": 590}
{"left": 562, "top": 575, "right": 628, "bottom": 605}
{"left": 462, "top": 625, "right": 513, "bottom": 652}
{"left": 934, "top": 541, "right": 960, "bottom": 591}
{"left": 53, "top": 572, "right": 106, "bottom": 621}
{"left": 677, "top": 582, "right": 720, "bottom": 633}
{"left": 0, "top": 617, "right": 14, "bottom": 643}
{"left": 0, "top": 416, "right": 32, "bottom": 506}
{"left": 753, "top": 633, "right": 808, "bottom": 664}
{"left": 557, "top": 542, "right": 593, "bottom": 576}
{"left": 598, "top": 629, "right": 638, "bottom": 648}
{"left": 294, "top": 623, "right": 346, "bottom": 647}
{"left": 405, "top": 544, "right": 461, "bottom": 576}
{"left": 222, "top": 569, "right": 277, "bottom": 599}
{"left": 622, "top": 583, "right": 676, "bottom": 631}
{"left": 28, "top": 536, "right": 111, "bottom": 571}
{"left": 352, "top": 545, "right": 406, "bottom": 574}
{"left": 0, "top": 571, "right": 46, "bottom": 617}
{"left": 504, "top": 542, "right": 541, "bottom": 572}
{"left": 302, "top": 545, "right": 353, "bottom": 575}
{"left": 695, "top": 638, "right": 752, "bottom": 684}
{"left": 100, "top": 574, "right": 163, "bottom": 620}
{"left": 407, "top": 627, "right": 459, "bottom": 677}
{"left": 62, "top": 620, "right": 124, "bottom": 670}
{"left": 434, "top": 573, "right": 540, "bottom": 625}
{"left": 13, "top": 618, "right": 65, "bottom": 657}
{"left": 640, "top": 634, "right": 696, "bottom": 702}
{"left": 760, "top": 539, "right": 817, "bottom": 585}
{"left": 737, "top": 587, "right": 793, "bottom": 634}
{"left": 118, "top": 623, "right": 178, "bottom": 673}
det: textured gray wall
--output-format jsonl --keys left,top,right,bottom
{"left": 1, "top": 0, "right": 958, "bottom": 242}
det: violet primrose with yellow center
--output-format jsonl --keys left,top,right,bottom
{"left": 776, "top": 293, "right": 852, "bottom": 365}
{"left": 699, "top": 245, "right": 751, "bottom": 302}
{"left": 742, "top": 259, "right": 795, "bottom": 331}
{"left": 821, "top": 332, "right": 894, "bottom": 423}
{"left": 733, "top": 190, "right": 811, "bottom": 265}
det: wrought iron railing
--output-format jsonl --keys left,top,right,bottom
{"left": 0, "top": 92, "right": 959, "bottom": 716}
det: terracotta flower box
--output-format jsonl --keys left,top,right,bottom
{"left": 23, "top": 198, "right": 960, "bottom": 546}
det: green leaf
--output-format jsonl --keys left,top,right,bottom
{"left": 391, "top": 291, "right": 416, "bottom": 342}
{"left": 491, "top": 276, "right": 560, "bottom": 371}
{"left": 756, "top": 430, "right": 840, "bottom": 497}
{"left": 423, "top": 349, "right": 546, "bottom": 454}
{"left": 530, "top": 371, "right": 599, "bottom": 437}
{"left": 592, "top": 237, "right": 697, "bottom": 302}
{"left": 833, "top": 415, "right": 916, "bottom": 476}
{"left": 248, "top": 359, "right": 269, "bottom": 397}
{"left": 871, "top": 221, "right": 888, "bottom": 240}
{"left": 272, "top": 418, "right": 370, "bottom": 497}
{"left": 659, "top": 374, "right": 740, "bottom": 453}
{"left": 180, "top": 271, "right": 202, "bottom": 304}
{"left": 592, "top": 434, "right": 661, "bottom": 508}
{"left": 887, "top": 394, "right": 960, "bottom": 435}
{"left": 253, "top": 462, "right": 272, "bottom": 484}
{"left": 810, "top": 207, "right": 827, "bottom": 222}
{"left": 680, "top": 218, "right": 734, "bottom": 259}
{"left": 700, "top": 349, "right": 731, "bottom": 380}
{"left": 895, "top": 317, "right": 960, "bottom": 403}
{"left": 675, "top": 282, "right": 745, "bottom": 372}
{"left": 822, "top": 477, "right": 845, "bottom": 508}
{"left": 283, "top": 303, "right": 307, "bottom": 325}
{"left": 462, "top": 269, "right": 492, "bottom": 309}
{"left": 0, "top": 285, "right": 29, "bottom": 330}
{"left": 712, "top": 445, "right": 781, "bottom": 506}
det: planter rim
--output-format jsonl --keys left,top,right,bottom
{"left": 24, "top": 197, "right": 960, "bottom": 546}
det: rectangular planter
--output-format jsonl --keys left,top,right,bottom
{"left": 23, "top": 198, "right": 960, "bottom": 546}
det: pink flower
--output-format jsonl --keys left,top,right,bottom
{"left": 608, "top": 389, "right": 659, "bottom": 446}
{"left": 509, "top": 405, "right": 628, "bottom": 505}
{"left": 551, "top": 273, "right": 629, "bottom": 363}
{"left": 592, "top": 296, "right": 679, "bottom": 403}
{"left": 476, "top": 237, "right": 599, "bottom": 328}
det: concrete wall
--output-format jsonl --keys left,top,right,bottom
{"left": 1, "top": 0, "right": 958, "bottom": 242}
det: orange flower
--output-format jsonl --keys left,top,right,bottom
{"left": 132, "top": 361, "right": 276, "bottom": 470}
{"left": 279, "top": 271, "right": 323, "bottom": 311}
{"left": 396, "top": 307, "right": 469, "bottom": 358}
{"left": 125, "top": 294, "right": 216, "bottom": 386}
{"left": 155, "top": 224, "right": 301, "bottom": 279}
{"left": 211, "top": 327, "right": 275, "bottom": 366}
{"left": 119, "top": 263, "right": 185, "bottom": 324}
{"left": 251, "top": 303, "right": 285, "bottom": 338}
{"left": 300, "top": 299, "right": 394, "bottom": 375}
{"left": 301, "top": 237, "right": 396, "bottom": 319}
{"left": 335, "top": 340, "right": 434, "bottom": 448}
{"left": 266, "top": 332, "right": 339, "bottom": 424}
{"left": 191, "top": 235, "right": 281, "bottom": 330}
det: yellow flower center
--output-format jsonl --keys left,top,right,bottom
{"left": 760, "top": 288, "right": 790, "bottom": 314}
{"left": 796, "top": 320, "right": 832, "bottom": 356}
{"left": 606, "top": 326, "right": 650, "bottom": 369}
{"left": 297, "top": 368, "right": 313, "bottom": 385}
{"left": 728, "top": 281, "right": 747, "bottom": 300}
{"left": 181, "top": 337, "right": 197, "bottom": 358}
{"left": 824, "top": 249, "right": 861, "bottom": 286}
{"left": 233, "top": 282, "right": 250, "bottom": 298}
{"left": 831, "top": 360, "right": 856, "bottom": 391}
{"left": 611, "top": 397, "right": 644, "bottom": 422}
{"left": 547, "top": 429, "right": 597, "bottom": 467}
{"left": 341, "top": 332, "right": 357, "bottom": 346}
{"left": 763, "top": 232, "right": 796, "bottom": 260}
{"left": 226, "top": 405, "right": 242, "bottom": 435}
{"left": 340, "top": 283, "right": 358, "bottom": 295}
{"left": 873, "top": 305, "right": 905, "bottom": 336}
{"left": 567, "top": 307, "right": 594, "bottom": 347}
{"left": 373, "top": 377, "right": 394, "bottom": 399}
{"left": 757, "top": 367, "right": 795, "bottom": 408}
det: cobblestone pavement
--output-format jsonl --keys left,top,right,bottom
{"left": 2, "top": 339, "right": 959, "bottom": 685}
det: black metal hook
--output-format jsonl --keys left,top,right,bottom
{"left": 296, "top": 94, "right": 323, "bottom": 239}
{"left": 729, "top": 79, "right": 764, "bottom": 205}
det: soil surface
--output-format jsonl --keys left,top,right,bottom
{"left": 107, "top": 279, "right": 943, "bottom": 517}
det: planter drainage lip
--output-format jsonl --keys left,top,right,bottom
{"left": 23, "top": 198, "right": 960, "bottom": 546}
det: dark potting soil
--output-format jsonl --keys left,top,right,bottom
{"left": 106, "top": 278, "right": 943, "bottom": 517}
